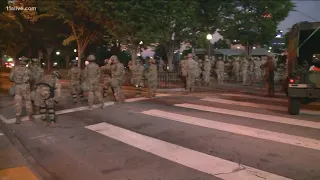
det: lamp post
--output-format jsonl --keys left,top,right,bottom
{"left": 206, "top": 34, "right": 212, "bottom": 57}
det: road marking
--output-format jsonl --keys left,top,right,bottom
{"left": 221, "top": 93, "right": 287, "bottom": 102}
{"left": 86, "top": 122, "right": 291, "bottom": 180}
{"left": 124, "top": 94, "right": 171, "bottom": 102}
{"left": 201, "top": 97, "right": 320, "bottom": 115}
{"left": 175, "top": 103, "right": 320, "bottom": 129}
{"left": 142, "top": 109, "right": 320, "bottom": 151}
{"left": 0, "top": 94, "right": 172, "bottom": 124}
{"left": 241, "top": 91, "right": 285, "bottom": 97}
{"left": 30, "top": 134, "right": 52, "bottom": 140}
{"left": 3, "top": 102, "right": 115, "bottom": 124}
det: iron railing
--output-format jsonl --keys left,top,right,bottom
{"left": 157, "top": 72, "right": 185, "bottom": 89}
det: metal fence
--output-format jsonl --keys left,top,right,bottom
{"left": 157, "top": 72, "right": 185, "bottom": 89}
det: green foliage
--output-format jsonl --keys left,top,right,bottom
{"left": 219, "top": 0, "right": 294, "bottom": 46}
{"left": 214, "top": 39, "right": 229, "bottom": 49}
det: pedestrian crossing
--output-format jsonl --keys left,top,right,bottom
{"left": 84, "top": 91, "right": 319, "bottom": 180}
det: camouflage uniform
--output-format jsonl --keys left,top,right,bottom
{"left": 29, "top": 58, "right": 44, "bottom": 114}
{"left": 240, "top": 57, "right": 249, "bottom": 85}
{"left": 83, "top": 55, "right": 104, "bottom": 110}
{"left": 232, "top": 57, "right": 240, "bottom": 82}
{"left": 110, "top": 55, "right": 126, "bottom": 103}
{"left": 253, "top": 57, "right": 262, "bottom": 83}
{"left": 215, "top": 57, "right": 225, "bottom": 84}
{"left": 34, "top": 71, "right": 61, "bottom": 124}
{"left": 146, "top": 58, "right": 158, "bottom": 97}
{"left": 9, "top": 56, "right": 33, "bottom": 124}
{"left": 100, "top": 59, "right": 112, "bottom": 99}
{"left": 186, "top": 54, "right": 198, "bottom": 91}
{"left": 261, "top": 56, "right": 276, "bottom": 97}
{"left": 130, "top": 59, "right": 145, "bottom": 97}
{"left": 203, "top": 55, "right": 211, "bottom": 86}
{"left": 67, "top": 60, "right": 85, "bottom": 104}
{"left": 29, "top": 58, "right": 44, "bottom": 91}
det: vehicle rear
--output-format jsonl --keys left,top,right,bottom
{"left": 287, "top": 22, "right": 320, "bottom": 115}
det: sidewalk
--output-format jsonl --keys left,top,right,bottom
{"left": 0, "top": 129, "right": 39, "bottom": 180}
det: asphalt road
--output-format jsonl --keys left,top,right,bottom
{"left": 0, "top": 86, "right": 320, "bottom": 180}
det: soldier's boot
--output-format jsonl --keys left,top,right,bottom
{"left": 79, "top": 93, "right": 85, "bottom": 105}
{"left": 72, "top": 94, "right": 78, "bottom": 105}
{"left": 34, "top": 106, "right": 40, "bottom": 115}
{"left": 103, "top": 88, "right": 108, "bottom": 99}
{"left": 135, "top": 86, "right": 142, "bottom": 97}
{"left": 40, "top": 107, "right": 47, "bottom": 122}
{"left": 48, "top": 108, "right": 56, "bottom": 126}
{"left": 15, "top": 116, "right": 21, "bottom": 124}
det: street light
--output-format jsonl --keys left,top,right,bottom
{"left": 56, "top": 51, "right": 60, "bottom": 55}
{"left": 139, "top": 41, "right": 143, "bottom": 45}
{"left": 206, "top": 34, "right": 212, "bottom": 57}
{"left": 253, "top": 47, "right": 256, "bottom": 49}
{"left": 74, "top": 49, "right": 77, "bottom": 52}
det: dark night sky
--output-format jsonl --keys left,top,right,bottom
{"left": 278, "top": 0, "right": 320, "bottom": 32}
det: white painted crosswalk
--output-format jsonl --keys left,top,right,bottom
{"left": 3, "top": 90, "right": 320, "bottom": 179}
{"left": 83, "top": 91, "right": 319, "bottom": 179}
{"left": 86, "top": 122, "right": 292, "bottom": 180}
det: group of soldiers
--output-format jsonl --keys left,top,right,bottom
{"left": 178, "top": 53, "right": 276, "bottom": 96}
{"left": 179, "top": 54, "right": 277, "bottom": 86}
{"left": 9, "top": 57, "right": 61, "bottom": 125}
{"left": 9, "top": 54, "right": 158, "bottom": 125}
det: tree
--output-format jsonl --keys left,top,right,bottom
{"left": 106, "top": 0, "right": 160, "bottom": 62}
{"left": 151, "top": 0, "right": 232, "bottom": 70}
{"left": 214, "top": 39, "right": 229, "bottom": 49}
{"left": 219, "top": 0, "right": 294, "bottom": 57}
{"left": 32, "top": 0, "right": 113, "bottom": 68}
{"left": 0, "top": 12, "right": 28, "bottom": 59}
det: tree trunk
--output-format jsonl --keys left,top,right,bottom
{"left": 245, "top": 45, "right": 253, "bottom": 58}
{"left": 77, "top": 43, "right": 82, "bottom": 68}
{"left": 165, "top": 43, "right": 174, "bottom": 72}
{"left": 46, "top": 48, "right": 54, "bottom": 72}
{"left": 131, "top": 48, "right": 138, "bottom": 62}
{"left": 65, "top": 56, "right": 70, "bottom": 69}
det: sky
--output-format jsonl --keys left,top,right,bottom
{"left": 142, "top": 1, "right": 320, "bottom": 57}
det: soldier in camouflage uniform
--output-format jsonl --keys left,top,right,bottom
{"left": 146, "top": 58, "right": 158, "bottom": 97}
{"left": 215, "top": 57, "right": 225, "bottom": 84}
{"left": 29, "top": 58, "right": 44, "bottom": 114}
{"left": 186, "top": 53, "right": 198, "bottom": 91}
{"left": 240, "top": 57, "right": 249, "bottom": 85}
{"left": 203, "top": 55, "right": 211, "bottom": 86}
{"left": 67, "top": 59, "right": 85, "bottom": 105}
{"left": 9, "top": 56, "right": 33, "bottom": 124}
{"left": 34, "top": 71, "right": 61, "bottom": 125}
{"left": 110, "top": 55, "right": 126, "bottom": 103}
{"left": 232, "top": 57, "right": 241, "bottom": 83}
{"left": 29, "top": 58, "right": 44, "bottom": 91}
{"left": 130, "top": 59, "right": 145, "bottom": 97}
{"left": 83, "top": 55, "right": 104, "bottom": 110}
{"left": 100, "top": 59, "right": 112, "bottom": 100}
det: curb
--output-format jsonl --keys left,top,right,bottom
{"left": 0, "top": 119, "right": 55, "bottom": 180}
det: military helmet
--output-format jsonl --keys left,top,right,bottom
{"left": 31, "top": 58, "right": 39, "bottom": 62}
{"left": 218, "top": 57, "right": 222, "bottom": 60}
{"left": 18, "top": 56, "right": 28, "bottom": 64}
{"left": 87, "top": 54, "right": 96, "bottom": 61}
{"left": 136, "top": 59, "right": 141, "bottom": 63}
{"left": 110, "top": 55, "right": 118, "bottom": 63}
{"left": 52, "top": 71, "right": 62, "bottom": 79}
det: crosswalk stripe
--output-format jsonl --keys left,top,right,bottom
{"left": 202, "top": 97, "right": 286, "bottom": 111}
{"left": 221, "top": 93, "right": 287, "bottom": 102}
{"left": 142, "top": 109, "right": 320, "bottom": 151}
{"left": 86, "top": 122, "right": 291, "bottom": 180}
{"left": 201, "top": 97, "right": 320, "bottom": 115}
{"left": 124, "top": 94, "right": 171, "bottom": 102}
{"left": 175, "top": 103, "right": 320, "bottom": 129}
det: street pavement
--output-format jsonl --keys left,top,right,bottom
{"left": 0, "top": 87, "right": 320, "bottom": 180}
